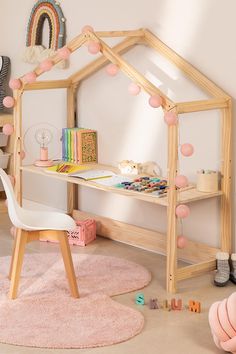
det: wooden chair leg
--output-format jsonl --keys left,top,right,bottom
{"left": 8, "top": 231, "right": 17, "bottom": 280}
{"left": 58, "top": 231, "right": 79, "bottom": 298}
{"left": 9, "top": 229, "right": 28, "bottom": 300}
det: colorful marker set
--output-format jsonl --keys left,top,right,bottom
{"left": 115, "top": 176, "right": 168, "bottom": 195}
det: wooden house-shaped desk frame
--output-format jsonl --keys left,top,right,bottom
{"left": 13, "top": 28, "right": 232, "bottom": 293}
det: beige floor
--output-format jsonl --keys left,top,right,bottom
{"left": 0, "top": 213, "right": 234, "bottom": 354}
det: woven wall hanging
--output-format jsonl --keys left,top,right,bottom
{"left": 23, "top": 0, "right": 67, "bottom": 68}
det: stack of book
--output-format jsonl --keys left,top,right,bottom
{"left": 62, "top": 128, "right": 97, "bottom": 164}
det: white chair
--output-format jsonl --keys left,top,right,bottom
{"left": 0, "top": 168, "right": 79, "bottom": 299}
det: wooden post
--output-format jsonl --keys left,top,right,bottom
{"left": 13, "top": 89, "right": 23, "bottom": 205}
{"left": 166, "top": 109, "right": 179, "bottom": 293}
{"left": 67, "top": 85, "right": 78, "bottom": 215}
{"left": 220, "top": 99, "right": 232, "bottom": 252}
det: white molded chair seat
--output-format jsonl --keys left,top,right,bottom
{"left": 0, "top": 168, "right": 79, "bottom": 299}
{"left": 0, "top": 168, "right": 76, "bottom": 231}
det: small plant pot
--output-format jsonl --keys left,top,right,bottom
{"left": 0, "top": 133, "right": 8, "bottom": 147}
{"left": 0, "top": 153, "right": 11, "bottom": 169}
{"left": 197, "top": 171, "right": 219, "bottom": 193}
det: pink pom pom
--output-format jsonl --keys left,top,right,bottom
{"left": 19, "top": 150, "right": 26, "bottom": 160}
{"left": 9, "top": 78, "right": 22, "bottom": 90}
{"left": 40, "top": 59, "right": 53, "bottom": 72}
{"left": 176, "top": 204, "right": 190, "bottom": 218}
{"left": 181, "top": 143, "right": 194, "bottom": 157}
{"left": 57, "top": 46, "right": 71, "bottom": 60}
{"left": 10, "top": 226, "right": 17, "bottom": 238}
{"left": 177, "top": 235, "right": 188, "bottom": 249}
{"left": 8, "top": 174, "right": 15, "bottom": 186}
{"left": 149, "top": 95, "right": 162, "bottom": 108}
{"left": 164, "top": 111, "right": 178, "bottom": 125}
{"left": 128, "top": 83, "right": 141, "bottom": 96}
{"left": 82, "top": 25, "right": 94, "bottom": 33}
{"left": 175, "top": 175, "right": 188, "bottom": 188}
{"left": 3, "top": 96, "right": 15, "bottom": 108}
{"left": 106, "top": 63, "right": 119, "bottom": 76}
{"left": 88, "top": 41, "right": 101, "bottom": 54}
{"left": 24, "top": 72, "right": 37, "bottom": 84}
{"left": 3, "top": 123, "right": 14, "bottom": 136}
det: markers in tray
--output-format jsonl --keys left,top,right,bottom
{"left": 114, "top": 176, "right": 168, "bottom": 197}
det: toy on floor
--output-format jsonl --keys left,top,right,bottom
{"left": 209, "top": 292, "right": 236, "bottom": 353}
{"left": 135, "top": 293, "right": 145, "bottom": 305}
{"left": 214, "top": 252, "right": 236, "bottom": 287}
{"left": 136, "top": 295, "right": 201, "bottom": 313}
{"left": 118, "top": 160, "right": 161, "bottom": 176}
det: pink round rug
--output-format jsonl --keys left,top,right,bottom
{"left": 0, "top": 253, "right": 151, "bottom": 348}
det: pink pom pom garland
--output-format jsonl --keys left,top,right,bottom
{"left": 3, "top": 96, "right": 15, "bottom": 108}
{"left": 24, "top": 72, "right": 37, "bottom": 84}
{"left": 175, "top": 175, "right": 188, "bottom": 188}
{"left": 40, "top": 59, "right": 53, "bottom": 72}
{"left": 149, "top": 95, "right": 162, "bottom": 108}
{"left": 82, "top": 25, "right": 94, "bottom": 33}
{"left": 9, "top": 78, "right": 22, "bottom": 90}
{"left": 177, "top": 235, "right": 188, "bottom": 249}
{"left": 128, "top": 83, "right": 141, "bottom": 96}
{"left": 164, "top": 111, "right": 178, "bottom": 125}
{"left": 88, "top": 41, "right": 101, "bottom": 54}
{"left": 175, "top": 204, "right": 190, "bottom": 218}
{"left": 3, "top": 123, "right": 14, "bottom": 136}
{"left": 181, "top": 143, "right": 194, "bottom": 157}
{"left": 106, "top": 63, "right": 119, "bottom": 76}
{"left": 57, "top": 46, "right": 71, "bottom": 60}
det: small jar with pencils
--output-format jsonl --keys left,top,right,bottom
{"left": 196, "top": 169, "right": 219, "bottom": 193}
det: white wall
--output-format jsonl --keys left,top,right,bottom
{"left": 0, "top": 0, "right": 235, "bottom": 250}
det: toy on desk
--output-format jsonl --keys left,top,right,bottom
{"left": 118, "top": 160, "right": 161, "bottom": 176}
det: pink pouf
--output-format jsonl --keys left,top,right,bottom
{"left": 209, "top": 292, "right": 236, "bottom": 353}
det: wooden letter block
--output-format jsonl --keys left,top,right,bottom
{"left": 149, "top": 298, "right": 160, "bottom": 309}
{"left": 189, "top": 300, "right": 201, "bottom": 313}
{"left": 171, "top": 298, "right": 182, "bottom": 310}
{"left": 162, "top": 299, "right": 171, "bottom": 311}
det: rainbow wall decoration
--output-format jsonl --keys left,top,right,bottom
{"left": 23, "top": 0, "right": 66, "bottom": 67}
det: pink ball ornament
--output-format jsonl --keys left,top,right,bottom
{"left": 40, "top": 59, "right": 53, "bottom": 72}
{"left": 82, "top": 25, "right": 94, "bottom": 33}
{"left": 128, "top": 82, "right": 141, "bottom": 96}
{"left": 3, "top": 123, "right": 14, "bottom": 136}
{"left": 177, "top": 235, "right": 188, "bottom": 249}
{"left": 149, "top": 95, "right": 162, "bottom": 108}
{"left": 19, "top": 150, "right": 26, "bottom": 160}
{"left": 57, "top": 46, "right": 71, "bottom": 60}
{"left": 9, "top": 78, "right": 22, "bottom": 90}
{"left": 181, "top": 143, "right": 194, "bottom": 157}
{"left": 164, "top": 111, "right": 178, "bottom": 125}
{"left": 106, "top": 63, "right": 119, "bottom": 76}
{"left": 8, "top": 174, "right": 15, "bottom": 186}
{"left": 3, "top": 96, "right": 15, "bottom": 108}
{"left": 10, "top": 226, "right": 17, "bottom": 238}
{"left": 175, "top": 175, "right": 188, "bottom": 189}
{"left": 24, "top": 72, "right": 37, "bottom": 84}
{"left": 176, "top": 204, "right": 190, "bottom": 218}
{"left": 88, "top": 41, "right": 101, "bottom": 54}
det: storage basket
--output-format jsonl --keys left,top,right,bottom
{"left": 67, "top": 219, "right": 96, "bottom": 246}
{"left": 197, "top": 171, "right": 219, "bottom": 193}
{"left": 0, "top": 133, "right": 8, "bottom": 147}
{"left": 40, "top": 218, "right": 96, "bottom": 246}
{"left": 0, "top": 153, "right": 10, "bottom": 169}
